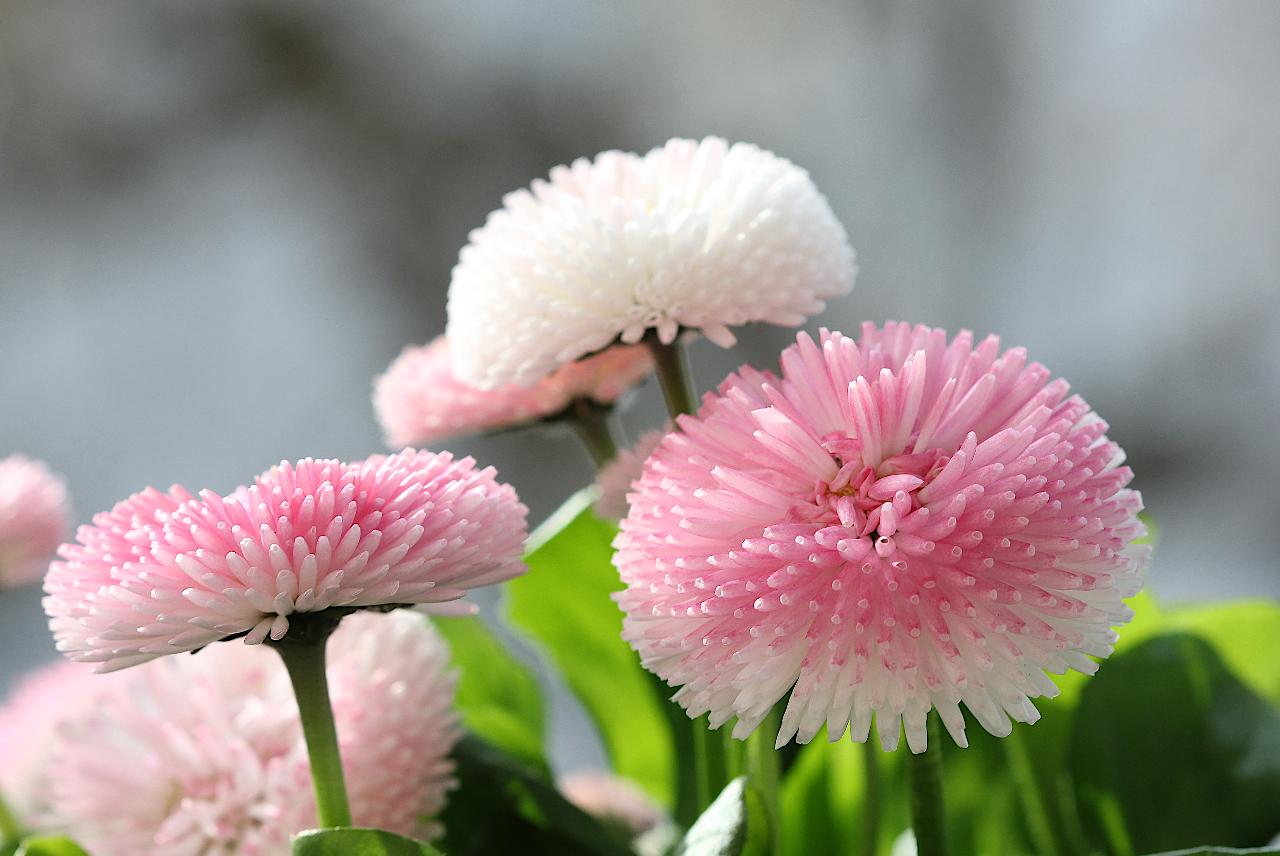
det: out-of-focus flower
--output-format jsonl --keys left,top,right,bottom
{"left": 0, "top": 660, "right": 106, "bottom": 828}
{"left": 0, "top": 455, "right": 70, "bottom": 587}
{"left": 50, "top": 610, "right": 459, "bottom": 855}
{"left": 594, "top": 430, "right": 666, "bottom": 522}
{"left": 447, "top": 136, "right": 856, "bottom": 388}
{"left": 45, "top": 450, "right": 527, "bottom": 672}
{"left": 374, "top": 336, "right": 651, "bottom": 448}
{"left": 614, "top": 324, "right": 1148, "bottom": 752}
{"left": 558, "top": 771, "right": 666, "bottom": 837}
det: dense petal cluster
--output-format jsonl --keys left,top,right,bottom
{"left": 45, "top": 449, "right": 527, "bottom": 671}
{"left": 594, "top": 430, "right": 666, "bottom": 522}
{"left": 447, "top": 136, "right": 857, "bottom": 388}
{"left": 614, "top": 324, "right": 1148, "bottom": 752}
{"left": 0, "top": 455, "right": 70, "bottom": 587}
{"left": 374, "top": 336, "right": 652, "bottom": 448}
{"left": 48, "top": 610, "right": 459, "bottom": 855}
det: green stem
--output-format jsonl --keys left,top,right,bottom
{"left": 270, "top": 615, "right": 353, "bottom": 828}
{"left": 643, "top": 332, "right": 698, "bottom": 417}
{"left": 861, "top": 738, "right": 882, "bottom": 856}
{"left": 906, "top": 716, "right": 949, "bottom": 856}
{"left": 0, "top": 793, "right": 24, "bottom": 844}
{"left": 566, "top": 399, "right": 620, "bottom": 469}
{"left": 692, "top": 721, "right": 713, "bottom": 814}
{"left": 1005, "top": 728, "right": 1059, "bottom": 856}
{"left": 746, "top": 710, "right": 781, "bottom": 855}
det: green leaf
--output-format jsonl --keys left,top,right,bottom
{"left": 1070, "top": 633, "right": 1280, "bottom": 854}
{"left": 439, "top": 736, "right": 635, "bottom": 856}
{"left": 675, "top": 776, "right": 770, "bottom": 856}
{"left": 434, "top": 614, "right": 547, "bottom": 770}
{"left": 507, "top": 489, "right": 675, "bottom": 804}
{"left": 13, "top": 839, "right": 89, "bottom": 856}
{"left": 291, "top": 828, "right": 441, "bottom": 855}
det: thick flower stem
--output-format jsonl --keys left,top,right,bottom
{"left": 906, "top": 716, "right": 949, "bottom": 856}
{"left": 746, "top": 710, "right": 781, "bottom": 855}
{"left": 861, "top": 738, "right": 881, "bottom": 856}
{"left": 0, "top": 794, "right": 23, "bottom": 844}
{"left": 643, "top": 332, "right": 698, "bottom": 417}
{"left": 270, "top": 616, "right": 352, "bottom": 829}
{"left": 567, "top": 399, "right": 620, "bottom": 469}
{"left": 1005, "top": 727, "right": 1059, "bottom": 856}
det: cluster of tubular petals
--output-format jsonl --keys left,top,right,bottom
{"left": 374, "top": 336, "right": 652, "bottom": 448}
{"left": 447, "top": 135, "right": 857, "bottom": 389}
{"left": 39, "top": 611, "right": 458, "bottom": 856}
{"left": 614, "top": 323, "right": 1148, "bottom": 752}
{"left": 44, "top": 449, "right": 528, "bottom": 672}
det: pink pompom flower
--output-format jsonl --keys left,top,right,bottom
{"left": 614, "top": 324, "right": 1148, "bottom": 752}
{"left": 45, "top": 449, "right": 527, "bottom": 672}
{"left": 49, "top": 610, "right": 459, "bottom": 855}
{"left": 558, "top": 771, "right": 667, "bottom": 838}
{"left": 0, "top": 455, "right": 70, "bottom": 587}
{"left": 374, "top": 336, "right": 652, "bottom": 448}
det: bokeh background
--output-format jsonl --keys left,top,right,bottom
{"left": 2, "top": 0, "right": 1277, "bottom": 769}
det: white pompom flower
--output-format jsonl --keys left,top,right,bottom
{"left": 447, "top": 136, "right": 857, "bottom": 388}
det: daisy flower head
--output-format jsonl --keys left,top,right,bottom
{"left": 50, "top": 610, "right": 459, "bottom": 855}
{"left": 0, "top": 455, "right": 70, "bottom": 587}
{"left": 613, "top": 324, "right": 1148, "bottom": 752}
{"left": 374, "top": 336, "right": 652, "bottom": 448}
{"left": 447, "top": 136, "right": 857, "bottom": 389}
{"left": 45, "top": 449, "right": 527, "bottom": 672}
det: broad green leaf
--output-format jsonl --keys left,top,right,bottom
{"left": 291, "top": 828, "right": 441, "bottom": 855}
{"left": 434, "top": 614, "right": 547, "bottom": 769}
{"left": 1070, "top": 633, "right": 1280, "bottom": 854}
{"left": 675, "top": 776, "right": 770, "bottom": 856}
{"left": 439, "top": 736, "right": 635, "bottom": 856}
{"left": 13, "top": 839, "right": 89, "bottom": 856}
{"left": 507, "top": 489, "right": 675, "bottom": 804}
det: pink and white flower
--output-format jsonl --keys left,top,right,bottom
{"left": 614, "top": 324, "right": 1148, "bottom": 752}
{"left": 447, "top": 136, "right": 856, "bottom": 388}
{"left": 374, "top": 336, "right": 651, "bottom": 448}
{"left": 45, "top": 450, "right": 527, "bottom": 672}
{"left": 49, "top": 610, "right": 459, "bottom": 855}
{"left": 0, "top": 455, "right": 70, "bottom": 587}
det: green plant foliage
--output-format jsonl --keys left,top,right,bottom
{"left": 291, "top": 828, "right": 442, "bottom": 855}
{"left": 12, "top": 839, "right": 88, "bottom": 856}
{"left": 1140, "top": 849, "right": 1280, "bottom": 855}
{"left": 675, "top": 776, "right": 770, "bottom": 856}
{"left": 1070, "top": 633, "right": 1280, "bottom": 855}
{"left": 507, "top": 489, "right": 676, "bottom": 804}
{"left": 778, "top": 731, "right": 909, "bottom": 856}
{"left": 434, "top": 614, "right": 547, "bottom": 770}
{"left": 438, "top": 736, "right": 636, "bottom": 856}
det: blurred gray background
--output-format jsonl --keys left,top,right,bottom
{"left": 1, "top": 0, "right": 1277, "bottom": 766}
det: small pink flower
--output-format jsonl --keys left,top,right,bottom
{"left": 0, "top": 455, "right": 70, "bottom": 587}
{"left": 594, "top": 430, "right": 666, "bottom": 522}
{"left": 49, "top": 610, "right": 459, "bottom": 855}
{"left": 45, "top": 450, "right": 527, "bottom": 671}
{"left": 614, "top": 324, "right": 1148, "bottom": 752}
{"left": 558, "top": 771, "right": 667, "bottom": 837}
{"left": 374, "top": 336, "right": 651, "bottom": 448}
